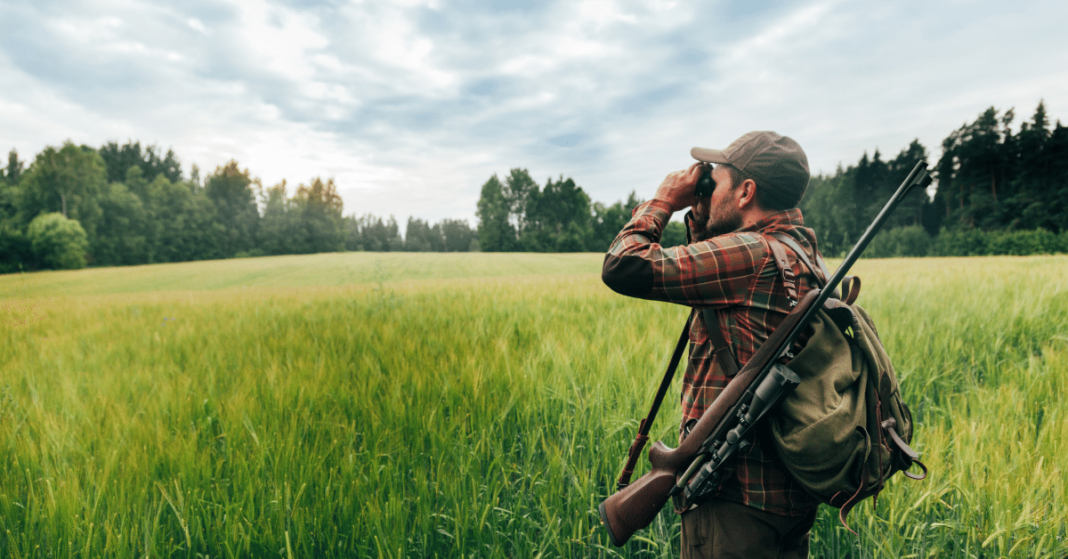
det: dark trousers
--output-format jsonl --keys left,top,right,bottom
{"left": 680, "top": 500, "right": 818, "bottom": 559}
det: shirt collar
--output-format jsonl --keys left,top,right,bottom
{"left": 739, "top": 208, "right": 805, "bottom": 234}
{"left": 741, "top": 208, "right": 823, "bottom": 260}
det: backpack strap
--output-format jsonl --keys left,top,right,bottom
{"left": 768, "top": 233, "right": 853, "bottom": 303}
{"left": 841, "top": 276, "right": 861, "bottom": 306}
{"left": 765, "top": 239, "right": 800, "bottom": 306}
{"left": 769, "top": 232, "right": 828, "bottom": 287}
{"left": 699, "top": 233, "right": 832, "bottom": 380}
{"left": 881, "top": 417, "right": 928, "bottom": 480}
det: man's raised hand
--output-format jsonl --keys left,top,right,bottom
{"left": 653, "top": 163, "right": 704, "bottom": 213}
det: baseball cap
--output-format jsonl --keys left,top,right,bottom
{"left": 691, "top": 131, "right": 810, "bottom": 209}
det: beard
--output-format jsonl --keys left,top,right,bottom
{"left": 702, "top": 203, "right": 743, "bottom": 238}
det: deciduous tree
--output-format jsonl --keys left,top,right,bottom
{"left": 205, "top": 160, "right": 260, "bottom": 257}
{"left": 476, "top": 174, "right": 514, "bottom": 252}
{"left": 18, "top": 142, "right": 106, "bottom": 231}
{"left": 27, "top": 212, "right": 89, "bottom": 269}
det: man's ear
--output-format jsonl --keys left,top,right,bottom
{"left": 737, "top": 178, "right": 759, "bottom": 209}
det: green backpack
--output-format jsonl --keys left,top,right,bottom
{"left": 763, "top": 234, "right": 927, "bottom": 527}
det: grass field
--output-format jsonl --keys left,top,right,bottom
{"left": 1, "top": 252, "right": 1066, "bottom": 557}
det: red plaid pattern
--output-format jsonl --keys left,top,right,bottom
{"left": 602, "top": 199, "right": 822, "bottom": 517}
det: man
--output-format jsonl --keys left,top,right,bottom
{"left": 601, "top": 131, "right": 825, "bottom": 558}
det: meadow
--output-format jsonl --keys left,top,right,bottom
{"left": 0, "top": 252, "right": 1066, "bottom": 558}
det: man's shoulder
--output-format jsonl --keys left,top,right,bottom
{"left": 695, "top": 225, "right": 822, "bottom": 272}
{"left": 762, "top": 224, "right": 822, "bottom": 260}
{"left": 686, "top": 232, "right": 778, "bottom": 277}
{"left": 696, "top": 231, "right": 772, "bottom": 254}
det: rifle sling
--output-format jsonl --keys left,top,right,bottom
{"left": 701, "top": 308, "right": 740, "bottom": 377}
{"left": 616, "top": 311, "right": 694, "bottom": 489}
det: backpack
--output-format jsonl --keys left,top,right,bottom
{"left": 761, "top": 233, "right": 927, "bottom": 528}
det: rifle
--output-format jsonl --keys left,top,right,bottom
{"left": 599, "top": 161, "right": 933, "bottom": 547}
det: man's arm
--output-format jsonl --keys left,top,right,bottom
{"left": 601, "top": 194, "right": 768, "bottom": 307}
{"left": 600, "top": 199, "right": 674, "bottom": 298}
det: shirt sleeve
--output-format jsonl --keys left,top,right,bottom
{"left": 601, "top": 200, "right": 771, "bottom": 307}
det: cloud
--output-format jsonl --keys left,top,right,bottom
{"left": 187, "top": 17, "right": 208, "bottom": 34}
{"left": 2, "top": 0, "right": 1068, "bottom": 227}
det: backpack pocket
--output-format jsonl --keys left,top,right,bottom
{"left": 770, "top": 309, "right": 871, "bottom": 500}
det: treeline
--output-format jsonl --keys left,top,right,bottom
{"left": 801, "top": 100, "right": 1068, "bottom": 257}
{"left": 0, "top": 141, "right": 480, "bottom": 272}
{"left": 4, "top": 100, "right": 1065, "bottom": 272}
{"left": 475, "top": 168, "right": 686, "bottom": 253}
{"left": 351, "top": 215, "right": 477, "bottom": 253}
{"left": 472, "top": 101, "right": 1068, "bottom": 258}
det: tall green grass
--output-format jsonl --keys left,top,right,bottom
{"left": 0, "top": 253, "right": 1065, "bottom": 557}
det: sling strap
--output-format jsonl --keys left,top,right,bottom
{"left": 701, "top": 308, "right": 740, "bottom": 377}
{"left": 616, "top": 311, "right": 694, "bottom": 489}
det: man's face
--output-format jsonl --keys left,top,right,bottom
{"left": 695, "top": 165, "right": 743, "bottom": 237}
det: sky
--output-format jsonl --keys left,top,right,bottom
{"left": 2, "top": 0, "right": 1067, "bottom": 227}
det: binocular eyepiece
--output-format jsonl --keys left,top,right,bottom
{"left": 694, "top": 164, "right": 714, "bottom": 198}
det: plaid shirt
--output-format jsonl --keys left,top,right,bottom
{"left": 602, "top": 199, "right": 822, "bottom": 517}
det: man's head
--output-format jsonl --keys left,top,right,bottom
{"left": 691, "top": 131, "right": 810, "bottom": 211}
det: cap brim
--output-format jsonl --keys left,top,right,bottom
{"left": 691, "top": 147, "right": 729, "bottom": 164}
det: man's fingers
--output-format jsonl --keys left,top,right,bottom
{"left": 688, "top": 162, "right": 703, "bottom": 175}
{"left": 684, "top": 163, "right": 705, "bottom": 185}
{"left": 654, "top": 164, "right": 705, "bottom": 212}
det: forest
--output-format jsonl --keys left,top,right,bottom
{"left": 1, "top": 100, "right": 1066, "bottom": 272}
{"left": 0, "top": 142, "right": 483, "bottom": 273}
{"left": 802, "top": 101, "right": 1068, "bottom": 257}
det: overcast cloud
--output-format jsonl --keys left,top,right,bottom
{"left": 2, "top": 0, "right": 1067, "bottom": 226}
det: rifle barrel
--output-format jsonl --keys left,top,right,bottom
{"left": 824, "top": 161, "right": 931, "bottom": 295}
{"left": 775, "top": 161, "right": 930, "bottom": 361}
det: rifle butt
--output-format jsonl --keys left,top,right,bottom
{"left": 599, "top": 466, "right": 677, "bottom": 546}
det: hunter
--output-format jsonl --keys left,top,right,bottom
{"left": 602, "top": 131, "right": 824, "bottom": 559}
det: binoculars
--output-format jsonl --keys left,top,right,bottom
{"left": 694, "top": 164, "right": 714, "bottom": 198}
